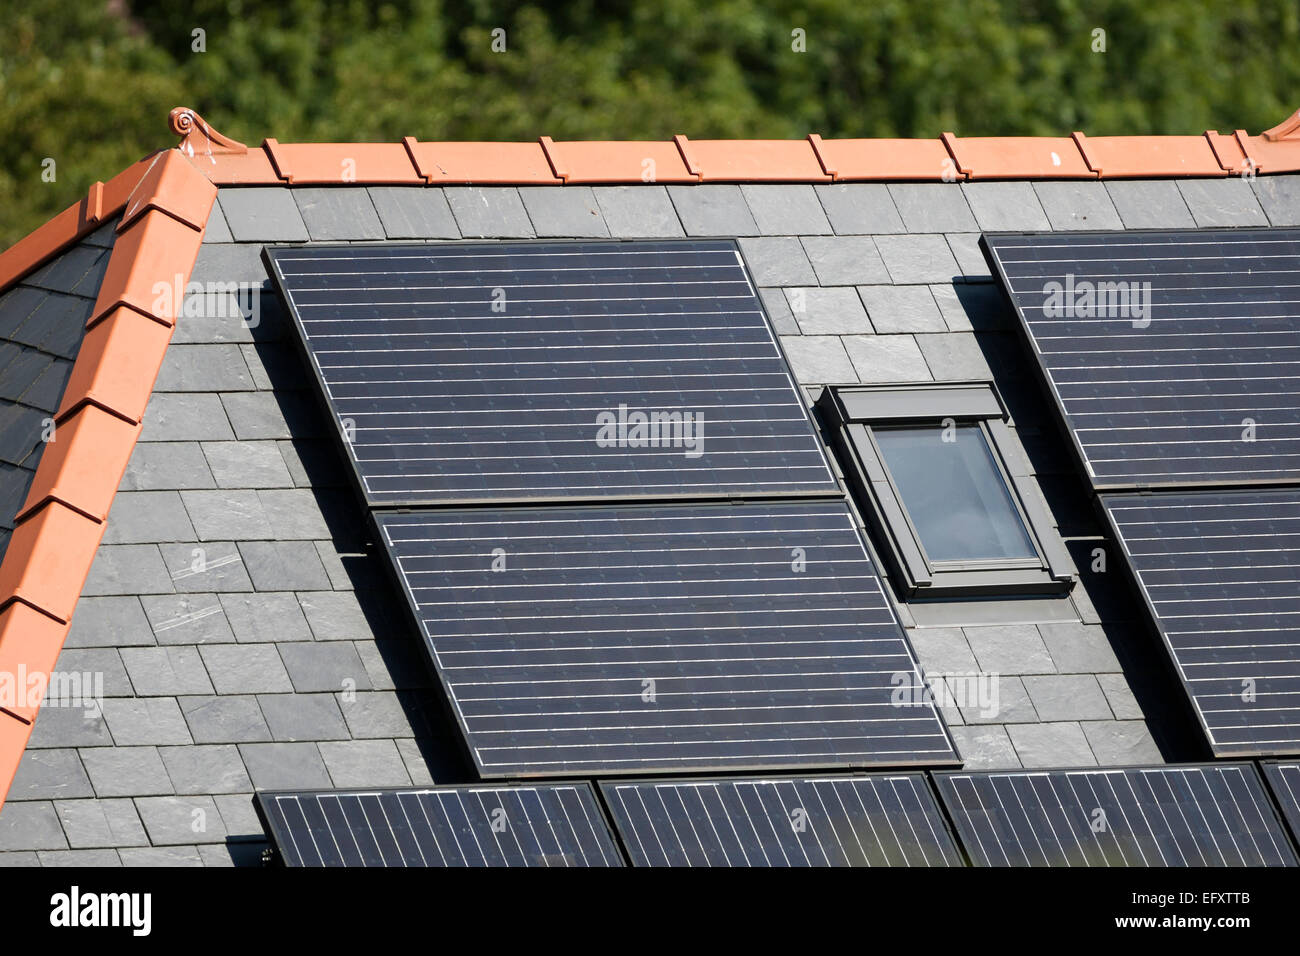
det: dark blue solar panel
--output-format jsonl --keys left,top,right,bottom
{"left": 266, "top": 241, "right": 837, "bottom": 506}
{"left": 377, "top": 499, "right": 957, "bottom": 777}
{"left": 601, "top": 774, "right": 962, "bottom": 867}
{"left": 985, "top": 229, "right": 1300, "bottom": 489}
{"left": 255, "top": 784, "right": 623, "bottom": 867}
{"left": 1261, "top": 762, "right": 1300, "bottom": 845}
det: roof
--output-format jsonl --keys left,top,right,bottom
{"left": 0, "top": 107, "right": 1298, "bottom": 864}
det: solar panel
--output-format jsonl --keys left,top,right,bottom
{"left": 934, "top": 765, "right": 1297, "bottom": 867}
{"left": 600, "top": 774, "right": 962, "bottom": 867}
{"left": 266, "top": 241, "right": 837, "bottom": 506}
{"left": 1261, "top": 762, "right": 1300, "bottom": 843}
{"left": 254, "top": 783, "right": 623, "bottom": 867}
{"left": 377, "top": 499, "right": 958, "bottom": 777}
{"left": 984, "top": 229, "right": 1300, "bottom": 489}
{"left": 1103, "top": 488, "right": 1300, "bottom": 756}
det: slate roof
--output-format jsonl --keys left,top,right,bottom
{"left": 0, "top": 109, "right": 1299, "bottom": 865}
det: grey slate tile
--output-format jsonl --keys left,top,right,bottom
{"left": 237, "top": 541, "right": 331, "bottom": 591}
{"left": 857, "top": 285, "right": 945, "bottom": 333}
{"left": 53, "top": 647, "right": 134, "bottom": 696}
{"left": 354, "top": 638, "right": 433, "bottom": 690}
{"left": 40, "top": 848, "right": 122, "bottom": 867}
{"left": 962, "top": 182, "right": 1050, "bottom": 231}
{"left": 1033, "top": 181, "right": 1124, "bottom": 230}
{"left": 1252, "top": 175, "right": 1300, "bottom": 226}
{"left": 82, "top": 219, "right": 121, "bottom": 248}
{"left": 444, "top": 187, "right": 534, "bottom": 237}
{"left": 368, "top": 186, "right": 460, "bottom": 239}
{"left": 964, "top": 624, "right": 1056, "bottom": 675}
{"left": 788, "top": 287, "right": 872, "bottom": 334}
{"left": 189, "top": 243, "right": 270, "bottom": 288}
{"left": 758, "top": 288, "right": 799, "bottom": 334}
{"left": 218, "top": 188, "right": 310, "bottom": 242}
{"left": 944, "top": 234, "right": 993, "bottom": 280}
{"left": 201, "top": 441, "right": 293, "bottom": 488}
{"left": 173, "top": 292, "right": 257, "bottom": 344}
{"left": 1097, "top": 674, "right": 1144, "bottom": 720}
{"left": 737, "top": 238, "right": 816, "bottom": 285}
{"left": 1176, "top": 178, "right": 1268, "bottom": 227}
{"left": 0, "top": 852, "right": 39, "bottom": 866}
{"left": 875, "top": 234, "right": 961, "bottom": 283}
{"left": 278, "top": 642, "right": 372, "bottom": 693}
{"left": 888, "top": 184, "right": 977, "bottom": 232}
{"left": 66, "top": 596, "right": 154, "bottom": 649}
{"left": 119, "top": 646, "right": 214, "bottom": 696}
{"left": 257, "top": 693, "right": 350, "bottom": 741}
{"left": 119, "top": 846, "right": 202, "bottom": 866}
{"left": 14, "top": 292, "right": 93, "bottom": 358}
{"left": 298, "top": 591, "right": 375, "bottom": 641}
{"left": 9, "top": 748, "right": 94, "bottom": 800}
{"left": 240, "top": 342, "right": 309, "bottom": 390}
{"left": 135, "top": 796, "right": 228, "bottom": 845}
{"left": 198, "top": 644, "right": 293, "bottom": 694}
{"left": 592, "top": 186, "right": 683, "bottom": 238}
{"left": 180, "top": 490, "right": 273, "bottom": 541}
{"left": 55, "top": 799, "right": 147, "bottom": 849}
{"left": 120, "top": 442, "right": 216, "bottom": 491}
{"left": 155, "top": 343, "right": 255, "bottom": 392}
{"left": 80, "top": 747, "right": 175, "bottom": 797}
{"left": 1007, "top": 722, "right": 1097, "bottom": 768}
{"left": 842, "top": 335, "right": 931, "bottom": 384}
{"left": 159, "top": 541, "right": 254, "bottom": 593}
{"left": 199, "top": 841, "right": 268, "bottom": 867}
{"left": 141, "top": 593, "right": 235, "bottom": 645}
{"left": 203, "top": 202, "right": 233, "bottom": 243}
{"left": 778, "top": 336, "right": 857, "bottom": 385}
{"left": 337, "top": 691, "right": 419, "bottom": 739}
{"left": 180, "top": 695, "right": 272, "bottom": 744}
{"left": 741, "top": 185, "right": 832, "bottom": 235}
{"left": 799, "top": 236, "right": 890, "bottom": 286}
{"left": 238, "top": 742, "right": 332, "bottom": 790}
{"left": 257, "top": 488, "right": 332, "bottom": 539}
{"left": 219, "top": 392, "right": 312, "bottom": 441}
{"left": 1022, "top": 675, "right": 1113, "bottom": 721}
{"left": 958, "top": 676, "right": 1038, "bottom": 724}
{"left": 213, "top": 793, "right": 263, "bottom": 837}
{"left": 26, "top": 702, "right": 113, "bottom": 749}
{"left": 396, "top": 738, "right": 438, "bottom": 785}
{"left": 103, "top": 698, "right": 193, "bottom": 747}
{"left": 929, "top": 282, "right": 1010, "bottom": 332}
{"left": 293, "top": 187, "right": 385, "bottom": 240}
{"left": 319, "top": 739, "right": 412, "bottom": 788}
{"left": 1105, "top": 180, "right": 1196, "bottom": 229}
{"left": 277, "top": 439, "right": 343, "bottom": 488}
{"left": 0, "top": 801, "right": 67, "bottom": 850}
{"left": 218, "top": 592, "right": 313, "bottom": 644}
{"left": 102, "top": 491, "right": 196, "bottom": 545}
{"left": 25, "top": 243, "right": 110, "bottom": 296}
{"left": 517, "top": 186, "right": 609, "bottom": 237}
{"left": 914, "top": 332, "right": 994, "bottom": 379}
{"left": 906, "top": 627, "right": 979, "bottom": 674}
{"left": 1081, "top": 720, "right": 1162, "bottom": 765}
{"left": 1037, "top": 622, "right": 1122, "bottom": 673}
{"left": 140, "top": 393, "right": 235, "bottom": 443}
{"left": 814, "top": 184, "right": 905, "bottom": 235}
{"left": 666, "top": 185, "right": 758, "bottom": 236}
{"left": 315, "top": 544, "right": 388, "bottom": 592}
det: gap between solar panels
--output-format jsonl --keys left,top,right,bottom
{"left": 265, "top": 240, "right": 959, "bottom": 779}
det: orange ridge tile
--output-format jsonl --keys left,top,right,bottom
{"left": 1236, "top": 112, "right": 1300, "bottom": 174}
{"left": 120, "top": 149, "right": 218, "bottom": 231}
{"left": 17, "top": 405, "right": 142, "bottom": 523}
{"left": 944, "top": 133, "right": 1094, "bottom": 179}
{"left": 0, "top": 501, "right": 107, "bottom": 625}
{"left": 677, "top": 137, "right": 830, "bottom": 182}
{"left": 0, "top": 711, "right": 36, "bottom": 810}
{"left": 170, "top": 106, "right": 282, "bottom": 185}
{"left": 1206, "top": 130, "right": 1250, "bottom": 174}
{"left": 540, "top": 138, "right": 696, "bottom": 184}
{"left": 57, "top": 306, "right": 175, "bottom": 425}
{"left": 90, "top": 208, "right": 205, "bottom": 327}
{"left": 404, "top": 138, "right": 560, "bottom": 184}
{"left": 265, "top": 139, "right": 423, "bottom": 184}
{"left": 809, "top": 136, "right": 959, "bottom": 181}
{"left": 0, "top": 602, "right": 72, "bottom": 724}
{"left": 1073, "top": 133, "right": 1226, "bottom": 178}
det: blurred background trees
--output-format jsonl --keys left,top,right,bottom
{"left": 2, "top": 0, "right": 1297, "bottom": 245}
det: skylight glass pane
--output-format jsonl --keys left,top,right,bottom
{"left": 874, "top": 425, "right": 1036, "bottom": 563}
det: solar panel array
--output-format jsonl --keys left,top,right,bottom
{"left": 379, "top": 500, "right": 958, "bottom": 777}
{"left": 600, "top": 774, "right": 962, "bottom": 867}
{"left": 1261, "top": 762, "right": 1300, "bottom": 842}
{"left": 1104, "top": 489, "right": 1300, "bottom": 756}
{"left": 266, "top": 241, "right": 837, "bottom": 506}
{"left": 984, "top": 229, "right": 1300, "bottom": 489}
{"left": 254, "top": 784, "right": 623, "bottom": 867}
{"left": 935, "top": 765, "right": 1297, "bottom": 867}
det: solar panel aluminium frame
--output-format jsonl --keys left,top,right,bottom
{"left": 370, "top": 498, "right": 963, "bottom": 780}
{"left": 980, "top": 228, "right": 1300, "bottom": 495}
{"left": 263, "top": 239, "right": 840, "bottom": 513}
{"left": 1260, "top": 761, "right": 1300, "bottom": 851}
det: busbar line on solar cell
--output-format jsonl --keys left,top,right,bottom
{"left": 255, "top": 784, "right": 624, "bottom": 867}
{"left": 377, "top": 499, "right": 957, "bottom": 777}
{"left": 983, "top": 228, "right": 1300, "bottom": 488}
{"left": 599, "top": 774, "right": 962, "bottom": 867}
{"left": 1261, "top": 763, "right": 1300, "bottom": 844}
{"left": 1104, "top": 488, "right": 1300, "bottom": 756}
{"left": 934, "top": 765, "right": 1297, "bottom": 868}
{"left": 266, "top": 240, "right": 838, "bottom": 506}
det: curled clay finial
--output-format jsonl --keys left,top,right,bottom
{"left": 168, "top": 107, "right": 248, "bottom": 153}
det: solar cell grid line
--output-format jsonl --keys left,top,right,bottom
{"left": 253, "top": 783, "right": 625, "bottom": 867}
{"left": 598, "top": 774, "right": 963, "bottom": 867}
{"left": 933, "top": 765, "right": 1298, "bottom": 867}
{"left": 376, "top": 498, "right": 959, "bottom": 777}
{"left": 1261, "top": 763, "right": 1300, "bottom": 846}
{"left": 982, "top": 228, "right": 1300, "bottom": 489}
{"left": 1102, "top": 488, "right": 1300, "bottom": 757}
{"left": 264, "top": 240, "right": 839, "bottom": 507}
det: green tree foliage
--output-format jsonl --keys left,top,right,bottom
{"left": 2, "top": 0, "right": 1297, "bottom": 246}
